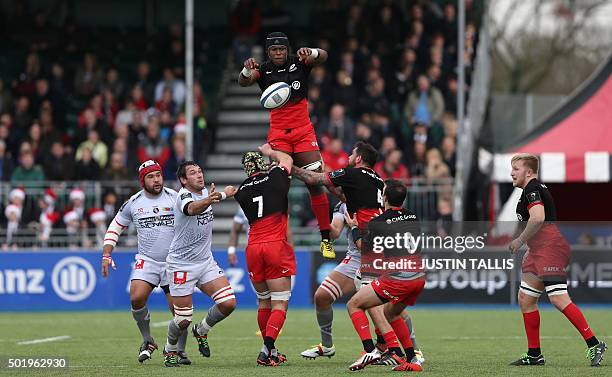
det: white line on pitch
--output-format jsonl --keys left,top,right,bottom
{"left": 17, "top": 335, "right": 71, "bottom": 345}
{"left": 152, "top": 320, "right": 170, "bottom": 328}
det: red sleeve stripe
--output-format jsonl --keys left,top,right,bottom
{"left": 104, "top": 238, "right": 117, "bottom": 242}
{"left": 527, "top": 202, "right": 543, "bottom": 209}
{"left": 325, "top": 173, "right": 335, "bottom": 187}
{"left": 107, "top": 230, "right": 120, "bottom": 236}
{"left": 115, "top": 220, "right": 128, "bottom": 228}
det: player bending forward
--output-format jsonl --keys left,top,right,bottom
{"left": 162, "top": 161, "right": 238, "bottom": 367}
{"left": 101, "top": 160, "right": 191, "bottom": 364}
{"left": 346, "top": 179, "right": 425, "bottom": 372}
{"left": 300, "top": 200, "right": 424, "bottom": 366}
{"left": 508, "top": 153, "right": 607, "bottom": 367}
{"left": 234, "top": 144, "right": 295, "bottom": 366}
{"left": 238, "top": 31, "right": 336, "bottom": 260}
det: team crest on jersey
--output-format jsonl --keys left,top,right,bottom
{"left": 181, "top": 192, "right": 192, "bottom": 200}
{"left": 329, "top": 169, "right": 345, "bottom": 178}
{"left": 517, "top": 213, "right": 523, "bottom": 221}
{"left": 173, "top": 271, "right": 187, "bottom": 284}
{"left": 135, "top": 259, "right": 145, "bottom": 269}
{"left": 289, "top": 63, "right": 297, "bottom": 72}
{"left": 153, "top": 207, "right": 159, "bottom": 213}
{"left": 291, "top": 80, "right": 301, "bottom": 90}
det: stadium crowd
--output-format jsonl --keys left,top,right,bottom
{"left": 2, "top": 0, "right": 480, "bottom": 248}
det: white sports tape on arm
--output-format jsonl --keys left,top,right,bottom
{"left": 228, "top": 246, "right": 236, "bottom": 255}
{"left": 103, "top": 218, "right": 126, "bottom": 247}
{"left": 302, "top": 160, "right": 322, "bottom": 171}
{"left": 310, "top": 48, "right": 319, "bottom": 59}
{"left": 241, "top": 67, "right": 252, "bottom": 77}
{"left": 220, "top": 192, "right": 227, "bottom": 200}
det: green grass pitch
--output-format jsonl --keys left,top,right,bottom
{"left": 0, "top": 308, "right": 610, "bottom": 376}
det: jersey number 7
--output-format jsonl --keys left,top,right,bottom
{"left": 253, "top": 196, "right": 264, "bottom": 218}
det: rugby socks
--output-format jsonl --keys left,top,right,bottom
{"left": 131, "top": 306, "right": 153, "bottom": 343}
{"left": 177, "top": 329, "right": 188, "bottom": 352}
{"left": 383, "top": 330, "right": 404, "bottom": 357}
{"left": 350, "top": 311, "right": 375, "bottom": 352}
{"left": 316, "top": 307, "right": 334, "bottom": 348}
{"left": 198, "top": 304, "right": 227, "bottom": 335}
{"left": 264, "top": 309, "right": 286, "bottom": 354}
{"left": 165, "top": 319, "right": 183, "bottom": 352}
{"left": 257, "top": 308, "right": 271, "bottom": 338}
{"left": 374, "top": 327, "right": 385, "bottom": 345}
{"left": 309, "top": 192, "right": 331, "bottom": 239}
{"left": 561, "top": 303, "right": 598, "bottom": 347}
{"left": 522, "top": 310, "right": 541, "bottom": 356}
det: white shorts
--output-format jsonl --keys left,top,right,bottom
{"left": 167, "top": 259, "right": 225, "bottom": 297}
{"left": 131, "top": 256, "right": 168, "bottom": 287}
{"left": 333, "top": 255, "right": 361, "bottom": 279}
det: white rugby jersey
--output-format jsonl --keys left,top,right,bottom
{"left": 233, "top": 207, "right": 250, "bottom": 235}
{"left": 333, "top": 202, "right": 360, "bottom": 259}
{"left": 167, "top": 187, "right": 214, "bottom": 264}
{"left": 114, "top": 187, "right": 178, "bottom": 262}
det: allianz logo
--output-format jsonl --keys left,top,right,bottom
{"left": 0, "top": 256, "right": 96, "bottom": 302}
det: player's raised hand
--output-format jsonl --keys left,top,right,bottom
{"left": 223, "top": 185, "right": 238, "bottom": 198}
{"left": 344, "top": 212, "right": 358, "bottom": 229}
{"left": 243, "top": 57, "right": 259, "bottom": 70}
{"left": 297, "top": 47, "right": 312, "bottom": 61}
{"left": 258, "top": 143, "right": 273, "bottom": 157}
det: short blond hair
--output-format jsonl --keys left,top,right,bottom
{"left": 511, "top": 153, "right": 539, "bottom": 174}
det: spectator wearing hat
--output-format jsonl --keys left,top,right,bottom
{"left": 38, "top": 188, "right": 59, "bottom": 246}
{"left": 3, "top": 188, "right": 25, "bottom": 250}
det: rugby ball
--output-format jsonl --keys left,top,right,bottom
{"left": 260, "top": 82, "right": 291, "bottom": 109}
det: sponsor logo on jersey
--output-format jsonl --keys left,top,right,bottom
{"left": 291, "top": 81, "right": 301, "bottom": 90}
{"left": 137, "top": 214, "right": 174, "bottom": 228}
{"left": 180, "top": 192, "right": 192, "bottom": 200}
{"left": 197, "top": 211, "right": 214, "bottom": 226}
{"left": 135, "top": 259, "right": 145, "bottom": 269}
{"left": 153, "top": 207, "right": 159, "bottom": 214}
{"left": 517, "top": 213, "right": 523, "bottom": 221}
{"left": 173, "top": 271, "right": 187, "bottom": 284}
{"left": 329, "top": 169, "right": 345, "bottom": 179}
{"left": 385, "top": 214, "right": 417, "bottom": 224}
{"left": 289, "top": 63, "right": 297, "bottom": 72}
{"left": 278, "top": 69, "right": 286, "bottom": 72}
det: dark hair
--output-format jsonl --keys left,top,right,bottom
{"left": 353, "top": 141, "right": 378, "bottom": 167}
{"left": 384, "top": 179, "right": 407, "bottom": 207}
{"left": 176, "top": 160, "right": 200, "bottom": 186}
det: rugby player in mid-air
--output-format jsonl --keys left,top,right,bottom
{"left": 234, "top": 144, "right": 295, "bottom": 366}
{"left": 238, "top": 31, "right": 336, "bottom": 260}
{"left": 101, "top": 160, "right": 190, "bottom": 364}
{"left": 345, "top": 179, "right": 425, "bottom": 372}
{"left": 508, "top": 153, "right": 607, "bottom": 366}
{"left": 162, "top": 161, "right": 238, "bottom": 367}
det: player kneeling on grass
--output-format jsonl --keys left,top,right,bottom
{"left": 234, "top": 144, "right": 295, "bottom": 366}
{"left": 101, "top": 160, "right": 191, "bottom": 365}
{"left": 345, "top": 180, "right": 425, "bottom": 372}
{"left": 508, "top": 153, "right": 607, "bottom": 367}
{"left": 162, "top": 161, "right": 238, "bottom": 367}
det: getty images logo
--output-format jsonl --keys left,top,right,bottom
{"left": 51, "top": 257, "right": 96, "bottom": 302}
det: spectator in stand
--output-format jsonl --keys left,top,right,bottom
{"left": 111, "top": 137, "right": 138, "bottom": 174}
{"left": 358, "top": 76, "right": 390, "bottom": 118}
{"left": 101, "top": 67, "right": 124, "bottom": 101}
{"left": 101, "top": 152, "right": 130, "bottom": 181}
{"left": 154, "top": 68, "right": 186, "bottom": 107}
{"left": 25, "top": 121, "right": 43, "bottom": 162}
{"left": 43, "top": 141, "right": 74, "bottom": 180}
{"left": 380, "top": 136, "right": 397, "bottom": 158}
{"left": 229, "top": 0, "right": 260, "bottom": 65}
{"left": 135, "top": 61, "right": 155, "bottom": 105}
{"left": 3, "top": 188, "right": 25, "bottom": 250}
{"left": 331, "top": 69, "right": 358, "bottom": 111}
{"left": 130, "top": 84, "right": 148, "bottom": 111}
{"left": 441, "top": 3, "right": 458, "bottom": 54}
{"left": 13, "top": 52, "right": 41, "bottom": 97}
{"left": 49, "top": 63, "right": 67, "bottom": 128}
{"left": 11, "top": 150, "right": 45, "bottom": 183}
{"left": 31, "top": 78, "right": 50, "bottom": 116}
{"left": 73, "top": 146, "right": 101, "bottom": 180}
{"left": 164, "top": 136, "right": 187, "bottom": 181}
{"left": 75, "top": 107, "right": 112, "bottom": 147}
{"left": 425, "top": 148, "right": 450, "bottom": 182}
{"left": 74, "top": 52, "right": 103, "bottom": 97}
{"left": 319, "top": 103, "right": 355, "bottom": 150}
{"left": 76, "top": 129, "right": 108, "bottom": 168}
{"left": 371, "top": 4, "right": 402, "bottom": 55}
{"left": 343, "top": 3, "right": 367, "bottom": 42}
{"left": 389, "top": 49, "right": 417, "bottom": 107}
{"left": 404, "top": 74, "right": 445, "bottom": 126}
{"left": 374, "top": 149, "right": 410, "bottom": 184}
{"left": 38, "top": 188, "right": 59, "bottom": 247}
{"left": 102, "top": 88, "right": 119, "bottom": 128}
{"left": 443, "top": 74, "right": 458, "bottom": 115}
{"left": 441, "top": 136, "right": 456, "bottom": 177}
{"left": 321, "top": 137, "right": 349, "bottom": 172}
{"left": 0, "top": 140, "right": 14, "bottom": 181}
{"left": 12, "top": 96, "right": 32, "bottom": 138}
{"left": 136, "top": 116, "right": 170, "bottom": 168}
{"left": 408, "top": 141, "right": 427, "bottom": 178}
{"left": 427, "top": 64, "right": 444, "bottom": 92}
{"left": 60, "top": 15, "right": 89, "bottom": 55}
{"left": 0, "top": 79, "right": 13, "bottom": 114}
{"left": 155, "top": 87, "right": 177, "bottom": 117}
{"left": 102, "top": 190, "right": 119, "bottom": 221}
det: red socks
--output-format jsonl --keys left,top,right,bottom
{"left": 382, "top": 330, "right": 400, "bottom": 350}
{"left": 265, "top": 309, "right": 286, "bottom": 341}
{"left": 309, "top": 192, "right": 330, "bottom": 234}
{"left": 257, "top": 308, "right": 271, "bottom": 338}
{"left": 522, "top": 310, "right": 541, "bottom": 348}
{"left": 390, "top": 318, "right": 413, "bottom": 349}
{"left": 562, "top": 303, "right": 594, "bottom": 340}
{"left": 350, "top": 311, "right": 372, "bottom": 341}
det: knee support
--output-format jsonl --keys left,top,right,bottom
{"left": 211, "top": 285, "right": 236, "bottom": 304}
{"left": 173, "top": 305, "right": 193, "bottom": 328}
{"left": 520, "top": 281, "right": 543, "bottom": 298}
{"left": 544, "top": 281, "right": 568, "bottom": 296}
{"left": 320, "top": 277, "right": 342, "bottom": 301}
{"left": 256, "top": 290, "right": 271, "bottom": 301}
{"left": 270, "top": 290, "right": 292, "bottom": 301}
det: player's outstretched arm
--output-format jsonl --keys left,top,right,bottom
{"left": 101, "top": 217, "right": 126, "bottom": 277}
{"left": 291, "top": 165, "right": 328, "bottom": 187}
{"left": 227, "top": 221, "right": 243, "bottom": 267}
{"left": 259, "top": 143, "right": 293, "bottom": 172}
{"left": 185, "top": 184, "right": 222, "bottom": 215}
{"left": 297, "top": 47, "right": 328, "bottom": 66}
{"left": 238, "top": 57, "right": 260, "bottom": 87}
{"left": 329, "top": 215, "right": 345, "bottom": 240}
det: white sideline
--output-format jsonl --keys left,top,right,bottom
{"left": 17, "top": 335, "right": 71, "bottom": 345}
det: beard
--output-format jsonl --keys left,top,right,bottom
{"left": 144, "top": 183, "right": 162, "bottom": 195}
